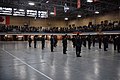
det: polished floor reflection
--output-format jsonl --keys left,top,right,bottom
{"left": 0, "top": 41, "right": 120, "bottom": 80}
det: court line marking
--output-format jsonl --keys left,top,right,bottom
{"left": 2, "top": 48, "right": 53, "bottom": 80}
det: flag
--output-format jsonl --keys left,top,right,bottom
{"left": 77, "top": 0, "right": 81, "bottom": 9}
{"left": 0, "top": 16, "right": 10, "bottom": 25}
{"left": 54, "top": 7, "right": 56, "bottom": 16}
{"left": 93, "top": 0, "right": 99, "bottom": 2}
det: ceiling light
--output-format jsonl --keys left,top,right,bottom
{"left": 119, "top": 7, "right": 120, "bottom": 9}
{"left": 50, "top": 12, "right": 54, "bottom": 15}
{"left": 77, "top": 15, "right": 81, "bottom": 17}
{"left": 87, "top": 0, "right": 93, "bottom": 3}
{"left": 28, "top": 2, "right": 35, "bottom": 6}
{"left": 5, "top": 35, "right": 7, "bottom": 37}
{"left": 46, "top": 1, "right": 49, "bottom": 3}
{"left": 19, "top": 9, "right": 24, "bottom": 12}
{"left": 95, "top": 11, "right": 99, "bottom": 14}
{"left": 65, "top": 18, "right": 68, "bottom": 20}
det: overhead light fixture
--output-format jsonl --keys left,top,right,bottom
{"left": 77, "top": 15, "right": 82, "bottom": 18}
{"left": 28, "top": 2, "right": 35, "bottom": 6}
{"left": 50, "top": 12, "right": 54, "bottom": 15}
{"left": 65, "top": 18, "right": 68, "bottom": 20}
{"left": 5, "top": 35, "right": 7, "bottom": 37}
{"left": 87, "top": 0, "right": 93, "bottom": 3}
{"left": 95, "top": 11, "right": 99, "bottom": 14}
{"left": 46, "top": 1, "right": 49, "bottom": 3}
{"left": 19, "top": 9, "right": 24, "bottom": 12}
{"left": 17, "top": 36, "right": 23, "bottom": 38}
{"left": 119, "top": 6, "right": 120, "bottom": 9}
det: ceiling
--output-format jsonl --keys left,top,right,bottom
{"left": 0, "top": 0, "right": 120, "bottom": 20}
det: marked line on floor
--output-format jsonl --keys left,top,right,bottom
{"left": 2, "top": 48, "right": 53, "bottom": 80}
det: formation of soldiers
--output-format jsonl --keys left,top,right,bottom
{"left": 28, "top": 34, "right": 120, "bottom": 57}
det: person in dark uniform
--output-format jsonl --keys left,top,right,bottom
{"left": 82, "top": 36, "right": 86, "bottom": 47}
{"left": 87, "top": 35, "right": 92, "bottom": 50}
{"left": 75, "top": 33, "right": 82, "bottom": 57}
{"left": 71, "top": 35, "right": 76, "bottom": 48}
{"left": 41, "top": 35, "right": 45, "bottom": 50}
{"left": 34, "top": 35, "right": 37, "bottom": 48}
{"left": 54, "top": 35, "right": 58, "bottom": 47}
{"left": 62, "top": 34, "right": 67, "bottom": 54}
{"left": 28, "top": 35, "right": 32, "bottom": 47}
{"left": 103, "top": 36, "right": 109, "bottom": 51}
{"left": 113, "top": 35, "right": 117, "bottom": 50}
{"left": 116, "top": 35, "right": 120, "bottom": 53}
{"left": 50, "top": 35, "right": 55, "bottom": 52}
{"left": 98, "top": 36, "right": 102, "bottom": 49}
{"left": 92, "top": 36, "right": 96, "bottom": 47}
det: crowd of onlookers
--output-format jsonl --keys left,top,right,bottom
{"left": 0, "top": 20, "right": 120, "bottom": 33}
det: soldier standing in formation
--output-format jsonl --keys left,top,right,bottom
{"left": 28, "top": 35, "right": 32, "bottom": 47}
{"left": 34, "top": 35, "right": 37, "bottom": 48}
{"left": 62, "top": 34, "right": 67, "bottom": 54}
{"left": 41, "top": 35, "right": 45, "bottom": 50}
{"left": 116, "top": 35, "right": 120, "bottom": 53}
{"left": 103, "top": 36, "right": 109, "bottom": 51}
{"left": 87, "top": 35, "right": 92, "bottom": 50}
{"left": 98, "top": 36, "right": 102, "bottom": 49}
{"left": 75, "top": 34, "right": 82, "bottom": 57}
{"left": 82, "top": 36, "right": 86, "bottom": 47}
{"left": 50, "top": 35, "right": 55, "bottom": 52}
{"left": 92, "top": 36, "right": 96, "bottom": 47}
{"left": 54, "top": 35, "right": 58, "bottom": 47}
{"left": 113, "top": 35, "right": 117, "bottom": 50}
{"left": 71, "top": 35, "right": 76, "bottom": 48}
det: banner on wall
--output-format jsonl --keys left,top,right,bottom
{"left": 54, "top": 7, "right": 56, "bottom": 16}
{"left": 0, "top": 16, "right": 10, "bottom": 25}
{"left": 77, "top": 0, "right": 81, "bottom": 9}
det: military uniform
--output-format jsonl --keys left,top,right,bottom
{"left": 98, "top": 36, "right": 102, "bottom": 49}
{"left": 34, "top": 36, "right": 37, "bottom": 48}
{"left": 116, "top": 36, "right": 120, "bottom": 53}
{"left": 41, "top": 35, "right": 45, "bottom": 50}
{"left": 75, "top": 34, "right": 82, "bottom": 57}
{"left": 103, "top": 36, "right": 109, "bottom": 51}
{"left": 50, "top": 35, "right": 54, "bottom": 52}
{"left": 28, "top": 36, "right": 32, "bottom": 47}
{"left": 62, "top": 35, "right": 67, "bottom": 54}
{"left": 87, "top": 36, "right": 92, "bottom": 50}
